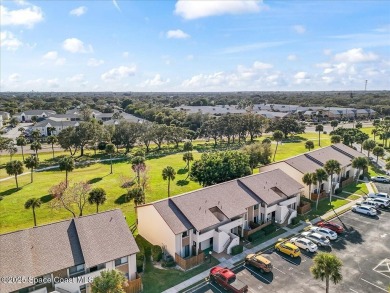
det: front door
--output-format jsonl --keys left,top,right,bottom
{"left": 184, "top": 245, "right": 190, "bottom": 257}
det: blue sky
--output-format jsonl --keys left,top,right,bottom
{"left": 1, "top": 0, "right": 389, "bottom": 91}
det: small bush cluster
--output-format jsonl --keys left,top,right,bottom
{"left": 291, "top": 217, "right": 300, "bottom": 225}
{"left": 335, "top": 188, "right": 342, "bottom": 195}
{"left": 152, "top": 245, "right": 162, "bottom": 262}
{"left": 230, "top": 245, "right": 243, "bottom": 255}
{"left": 263, "top": 224, "right": 277, "bottom": 235}
{"left": 248, "top": 230, "right": 265, "bottom": 242}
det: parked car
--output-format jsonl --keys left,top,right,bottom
{"left": 275, "top": 240, "right": 301, "bottom": 257}
{"left": 316, "top": 221, "right": 344, "bottom": 234}
{"left": 368, "top": 192, "right": 390, "bottom": 200}
{"left": 371, "top": 176, "right": 390, "bottom": 183}
{"left": 301, "top": 232, "right": 330, "bottom": 247}
{"left": 357, "top": 199, "right": 379, "bottom": 209}
{"left": 351, "top": 204, "right": 377, "bottom": 216}
{"left": 290, "top": 237, "right": 318, "bottom": 252}
{"left": 369, "top": 197, "right": 390, "bottom": 208}
{"left": 209, "top": 267, "right": 249, "bottom": 293}
{"left": 309, "top": 227, "right": 338, "bottom": 240}
{"left": 245, "top": 253, "right": 272, "bottom": 273}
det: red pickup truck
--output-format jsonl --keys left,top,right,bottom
{"left": 209, "top": 266, "right": 249, "bottom": 293}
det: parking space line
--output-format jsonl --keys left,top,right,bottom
{"left": 209, "top": 282, "right": 224, "bottom": 293}
{"left": 244, "top": 265, "right": 271, "bottom": 284}
{"left": 349, "top": 288, "right": 359, "bottom": 293}
{"left": 278, "top": 255, "right": 300, "bottom": 265}
{"left": 272, "top": 266, "right": 286, "bottom": 274}
{"left": 360, "top": 278, "right": 388, "bottom": 292}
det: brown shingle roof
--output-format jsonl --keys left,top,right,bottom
{"left": 331, "top": 143, "right": 364, "bottom": 159}
{"left": 306, "top": 147, "right": 353, "bottom": 167}
{"left": 153, "top": 200, "right": 193, "bottom": 235}
{"left": 285, "top": 155, "right": 321, "bottom": 173}
{"left": 0, "top": 209, "right": 138, "bottom": 292}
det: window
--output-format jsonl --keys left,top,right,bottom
{"left": 182, "top": 231, "right": 188, "bottom": 237}
{"left": 115, "top": 256, "right": 128, "bottom": 266}
{"left": 254, "top": 204, "right": 259, "bottom": 210}
{"left": 69, "top": 264, "right": 85, "bottom": 276}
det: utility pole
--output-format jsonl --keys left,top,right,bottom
{"left": 365, "top": 80, "right": 368, "bottom": 91}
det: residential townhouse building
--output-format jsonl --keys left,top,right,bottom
{"left": 0, "top": 209, "right": 139, "bottom": 293}
{"left": 31, "top": 119, "right": 79, "bottom": 136}
{"left": 15, "top": 110, "right": 57, "bottom": 122}
{"left": 137, "top": 169, "right": 303, "bottom": 267}
{"left": 261, "top": 144, "right": 366, "bottom": 200}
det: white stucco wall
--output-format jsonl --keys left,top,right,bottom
{"left": 213, "top": 230, "right": 230, "bottom": 253}
{"left": 217, "top": 217, "right": 243, "bottom": 233}
{"left": 137, "top": 205, "right": 178, "bottom": 257}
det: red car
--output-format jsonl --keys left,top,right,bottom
{"left": 317, "top": 221, "right": 344, "bottom": 234}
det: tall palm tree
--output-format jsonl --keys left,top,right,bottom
{"left": 18, "top": 127, "right": 25, "bottom": 134}
{"left": 105, "top": 143, "right": 115, "bottom": 174}
{"left": 351, "top": 157, "right": 368, "bottom": 182}
{"left": 362, "top": 139, "right": 376, "bottom": 157}
{"left": 183, "top": 152, "right": 194, "bottom": 170}
{"left": 24, "top": 155, "right": 39, "bottom": 183}
{"left": 7, "top": 142, "right": 18, "bottom": 161}
{"left": 131, "top": 156, "right": 146, "bottom": 185}
{"left": 127, "top": 186, "right": 145, "bottom": 212}
{"left": 315, "top": 124, "right": 324, "bottom": 146}
{"left": 162, "top": 166, "right": 176, "bottom": 197}
{"left": 330, "top": 120, "right": 338, "bottom": 131}
{"left": 88, "top": 187, "right": 107, "bottom": 213}
{"left": 16, "top": 136, "right": 27, "bottom": 161}
{"left": 311, "top": 252, "right": 343, "bottom": 293}
{"left": 30, "top": 141, "right": 42, "bottom": 159}
{"left": 272, "top": 130, "right": 284, "bottom": 161}
{"left": 372, "top": 146, "right": 385, "bottom": 163}
{"left": 371, "top": 128, "right": 378, "bottom": 141}
{"left": 47, "top": 135, "right": 58, "bottom": 159}
{"left": 316, "top": 168, "right": 328, "bottom": 210}
{"left": 24, "top": 198, "right": 42, "bottom": 227}
{"left": 324, "top": 160, "right": 341, "bottom": 202}
{"left": 59, "top": 156, "right": 75, "bottom": 187}
{"left": 5, "top": 160, "right": 24, "bottom": 189}
{"left": 330, "top": 135, "right": 341, "bottom": 144}
{"left": 305, "top": 141, "right": 315, "bottom": 151}
{"left": 302, "top": 173, "right": 316, "bottom": 200}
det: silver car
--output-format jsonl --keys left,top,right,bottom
{"left": 301, "top": 232, "right": 330, "bottom": 247}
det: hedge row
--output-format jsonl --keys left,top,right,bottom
{"left": 230, "top": 245, "right": 243, "bottom": 255}
{"left": 152, "top": 245, "right": 162, "bottom": 262}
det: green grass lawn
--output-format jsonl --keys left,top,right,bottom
{"left": 299, "top": 198, "right": 349, "bottom": 222}
{"left": 337, "top": 192, "right": 362, "bottom": 201}
{"left": 342, "top": 182, "right": 369, "bottom": 195}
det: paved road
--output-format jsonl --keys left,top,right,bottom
{"left": 1, "top": 123, "right": 33, "bottom": 140}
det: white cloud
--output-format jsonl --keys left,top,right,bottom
{"left": 175, "top": 0, "right": 262, "bottom": 20}
{"left": 0, "top": 3, "right": 44, "bottom": 28}
{"left": 42, "top": 51, "right": 66, "bottom": 65}
{"left": 294, "top": 71, "right": 310, "bottom": 84}
{"left": 112, "top": 0, "right": 121, "bottom": 12}
{"left": 323, "top": 49, "right": 332, "bottom": 56}
{"left": 101, "top": 65, "right": 136, "bottom": 81}
{"left": 48, "top": 78, "right": 59, "bottom": 88}
{"left": 166, "top": 29, "right": 190, "bottom": 39}
{"left": 287, "top": 54, "right": 297, "bottom": 61}
{"left": 140, "top": 74, "right": 170, "bottom": 87}
{"left": 8, "top": 73, "right": 21, "bottom": 82}
{"left": 62, "top": 38, "right": 92, "bottom": 53}
{"left": 334, "top": 48, "right": 378, "bottom": 63}
{"left": 68, "top": 74, "right": 85, "bottom": 82}
{"left": 87, "top": 58, "right": 104, "bottom": 67}
{"left": 0, "top": 31, "right": 22, "bottom": 50}
{"left": 70, "top": 6, "right": 87, "bottom": 16}
{"left": 221, "top": 41, "right": 288, "bottom": 54}
{"left": 186, "top": 54, "right": 194, "bottom": 60}
{"left": 252, "top": 61, "right": 273, "bottom": 70}
{"left": 292, "top": 25, "right": 306, "bottom": 34}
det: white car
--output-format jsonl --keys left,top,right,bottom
{"left": 371, "top": 176, "right": 390, "bottom": 183}
{"left": 357, "top": 199, "right": 379, "bottom": 209}
{"left": 301, "top": 232, "right": 330, "bottom": 247}
{"left": 309, "top": 227, "right": 338, "bottom": 240}
{"left": 368, "top": 192, "right": 390, "bottom": 200}
{"left": 290, "top": 237, "right": 318, "bottom": 252}
{"left": 369, "top": 197, "right": 390, "bottom": 208}
{"left": 352, "top": 204, "right": 377, "bottom": 216}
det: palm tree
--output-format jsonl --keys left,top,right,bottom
{"left": 18, "top": 127, "right": 25, "bottom": 134}
{"left": 324, "top": 160, "right": 341, "bottom": 202}
{"left": 30, "top": 141, "right": 42, "bottom": 159}
{"left": 16, "top": 136, "right": 27, "bottom": 161}
{"left": 272, "top": 130, "right": 284, "bottom": 161}
{"left": 330, "top": 135, "right": 341, "bottom": 144}
{"left": 31, "top": 129, "right": 41, "bottom": 141}
{"left": 24, "top": 198, "right": 42, "bottom": 227}
{"left": 372, "top": 146, "right": 385, "bottom": 163}
{"left": 126, "top": 186, "right": 145, "bottom": 212}
{"left": 305, "top": 141, "right": 314, "bottom": 151}
{"left": 7, "top": 142, "right": 18, "bottom": 161}
{"left": 88, "top": 187, "right": 107, "bottom": 213}
{"left": 5, "top": 160, "right": 24, "bottom": 189}
{"left": 330, "top": 120, "right": 338, "bottom": 131}
{"left": 59, "top": 156, "right": 75, "bottom": 187}
{"left": 24, "top": 155, "right": 39, "bottom": 183}
{"left": 47, "top": 135, "right": 58, "bottom": 159}
{"left": 351, "top": 157, "right": 368, "bottom": 182}
{"left": 311, "top": 252, "right": 343, "bottom": 293}
{"left": 105, "top": 143, "right": 115, "bottom": 174}
{"left": 371, "top": 128, "right": 378, "bottom": 141}
{"left": 183, "top": 152, "right": 194, "bottom": 170}
{"left": 131, "top": 156, "right": 146, "bottom": 185}
{"left": 315, "top": 124, "right": 324, "bottom": 146}
{"left": 302, "top": 173, "right": 316, "bottom": 200}
{"left": 183, "top": 141, "right": 193, "bottom": 153}
{"left": 362, "top": 139, "right": 376, "bottom": 157}
{"left": 315, "top": 168, "right": 328, "bottom": 210}
{"left": 162, "top": 166, "right": 176, "bottom": 197}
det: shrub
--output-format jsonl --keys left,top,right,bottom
{"left": 263, "top": 224, "right": 277, "bottom": 235}
{"left": 291, "top": 217, "right": 300, "bottom": 225}
{"left": 248, "top": 230, "right": 266, "bottom": 242}
{"left": 359, "top": 174, "right": 364, "bottom": 180}
{"left": 152, "top": 245, "right": 163, "bottom": 262}
{"left": 231, "top": 245, "right": 243, "bottom": 255}
{"left": 144, "top": 246, "right": 152, "bottom": 258}
{"left": 162, "top": 259, "right": 176, "bottom": 268}
{"left": 378, "top": 143, "right": 384, "bottom": 147}
{"left": 136, "top": 252, "right": 144, "bottom": 273}
{"left": 335, "top": 188, "right": 342, "bottom": 194}
{"left": 323, "top": 131, "right": 327, "bottom": 134}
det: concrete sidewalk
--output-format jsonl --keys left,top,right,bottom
{"left": 163, "top": 181, "right": 374, "bottom": 293}
{"left": 162, "top": 222, "right": 309, "bottom": 293}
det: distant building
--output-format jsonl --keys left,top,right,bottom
{"left": 0, "top": 209, "right": 139, "bottom": 293}
{"left": 31, "top": 118, "right": 79, "bottom": 136}
{"left": 0, "top": 110, "right": 11, "bottom": 120}
{"left": 15, "top": 110, "right": 57, "bottom": 122}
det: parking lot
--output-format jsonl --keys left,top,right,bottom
{"left": 375, "top": 182, "right": 390, "bottom": 195}
{"left": 189, "top": 208, "right": 390, "bottom": 293}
